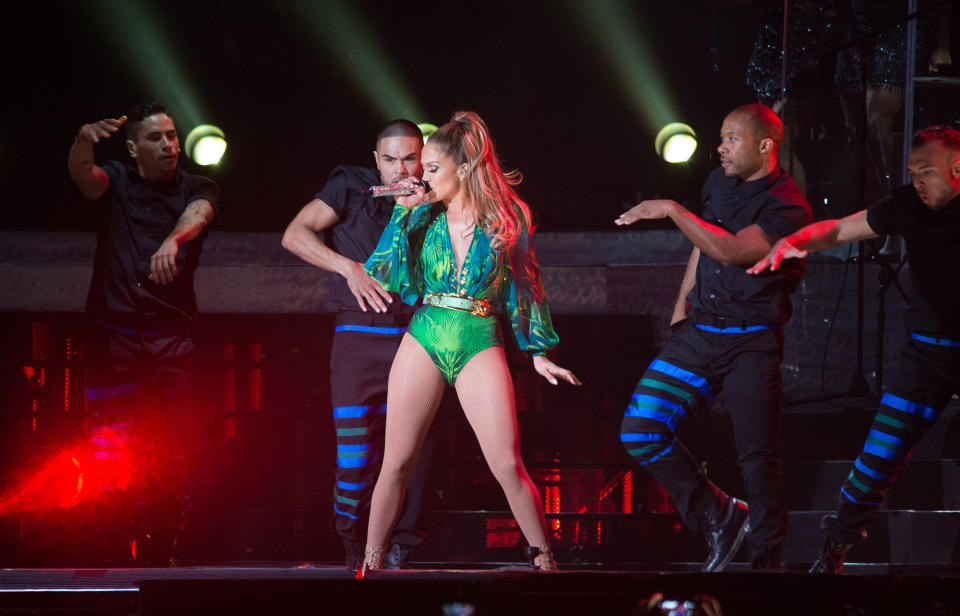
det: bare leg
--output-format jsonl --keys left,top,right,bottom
{"left": 454, "top": 346, "right": 555, "bottom": 568}
{"left": 363, "top": 334, "right": 445, "bottom": 570}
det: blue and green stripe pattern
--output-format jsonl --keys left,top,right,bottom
{"left": 839, "top": 393, "right": 941, "bottom": 507}
{"left": 332, "top": 403, "right": 387, "bottom": 520}
{"left": 620, "top": 359, "right": 713, "bottom": 465}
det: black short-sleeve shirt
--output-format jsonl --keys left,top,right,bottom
{"left": 315, "top": 165, "right": 414, "bottom": 317}
{"left": 689, "top": 166, "right": 813, "bottom": 326}
{"left": 85, "top": 161, "right": 220, "bottom": 324}
{"left": 866, "top": 185, "right": 960, "bottom": 335}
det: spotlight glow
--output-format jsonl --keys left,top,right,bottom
{"left": 655, "top": 123, "right": 697, "bottom": 164}
{"left": 290, "top": 0, "right": 425, "bottom": 121}
{"left": 79, "top": 1, "right": 206, "bottom": 129}
{"left": 185, "top": 125, "right": 227, "bottom": 166}
{"left": 418, "top": 123, "right": 438, "bottom": 143}
{"left": 0, "top": 427, "right": 132, "bottom": 515}
{"left": 565, "top": 0, "right": 677, "bottom": 131}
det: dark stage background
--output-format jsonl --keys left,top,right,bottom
{"left": 2, "top": 0, "right": 960, "bottom": 570}
{"left": 3, "top": 0, "right": 769, "bottom": 233}
{"left": 6, "top": 1, "right": 959, "bottom": 231}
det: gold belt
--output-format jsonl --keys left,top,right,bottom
{"left": 424, "top": 292, "right": 492, "bottom": 317}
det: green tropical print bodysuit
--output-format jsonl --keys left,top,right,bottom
{"left": 365, "top": 202, "right": 559, "bottom": 384}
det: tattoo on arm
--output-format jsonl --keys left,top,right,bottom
{"left": 175, "top": 200, "right": 214, "bottom": 231}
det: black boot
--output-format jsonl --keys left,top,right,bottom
{"left": 809, "top": 537, "right": 852, "bottom": 574}
{"left": 523, "top": 545, "right": 558, "bottom": 571}
{"left": 698, "top": 491, "right": 750, "bottom": 573}
{"left": 383, "top": 543, "right": 412, "bottom": 570}
{"left": 132, "top": 493, "right": 184, "bottom": 567}
{"left": 751, "top": 545, "right": 781, "bottom": 571}
{"left": 343, "top": 539, "right": 364, "bottom": 571}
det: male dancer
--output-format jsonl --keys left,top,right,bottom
{"left": 749, "top": 126, "right": 960, "bottom": 573}
{"left": 68, "top": 101, "right": 219, "bottom": 565}
{"left": 282, "top": 120, "right": 430, "bottom": 569}
{"left": 616, "top": 104, "right": 812, "bottom": 570}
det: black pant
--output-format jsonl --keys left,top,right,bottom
{"left": 620, "top": 318, "right": 787, "bottom": 557}
{"left": 825, "top": 333, "right": 960, "bottom": 543}
{"left": 85, "top": 318, "right": 195, "bottom": 481}
{"left": 330, "top": 311, "right": 433, "bottom": 549}
{"left": 84, "top": 317, "right": 195, "bottom": 563}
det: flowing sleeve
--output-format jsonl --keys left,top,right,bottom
{"left": 365, "top": 203, "right": 435, "bottom": 306}
{"left": 504, "top": 224, "right": 559, "bottom": 355}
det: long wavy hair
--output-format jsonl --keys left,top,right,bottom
{"left": 427, "top": 111, "right": 533, "bottom": 250}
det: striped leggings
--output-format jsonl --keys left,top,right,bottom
{"left": 330, "top": 314, "right": 431, "bottom": 548}
{"left": 620, "top": 321, "right": 788, "bottom": 553}
{"left": 826, "top": 334, "right": 960, "bottom": 541}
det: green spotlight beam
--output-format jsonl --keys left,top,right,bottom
{"left": 563, "top": 0, "right": 677, "bottom": 132}
{"left": 289, "top": 0, "right": 424, "bottom": 122}
{"left": 81, "top": 0, "right": 205, "bottom": 129}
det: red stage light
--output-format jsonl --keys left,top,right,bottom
{"left": 544, "top": 469, "right": 561, "bottom": 536}
{"left": 485, "top": 518, "right": 521, "bottom": 549}
{"left": 622, "top": 470, "right": 633, "bottom": 514}
{"left": 0, "top": 427, "right": 133, "bottom": 516}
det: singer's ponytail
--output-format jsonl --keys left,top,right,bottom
{"left": 428, "top": 111, "right": 532, "bottom": 250}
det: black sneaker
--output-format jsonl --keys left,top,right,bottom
{"left": 751, "top": 546, "right": 781, "bottom": 571}
{"left": 809, "top": 537, "right": 852, "bottom": 574}
{"left": 702, "top": 498, "right": 750, "bottom": 572}
{"left": 343, "top": 539, "right": 364, "bottom": 571}
{"left": 383, "top": 543, "right": 411, "bottom": 570}
{"left": 132, "top": 528, "right": 180, "bottom": 567}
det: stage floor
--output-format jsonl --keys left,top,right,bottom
{"left": 2, "top": 564, "right": 959, "bottom": 616}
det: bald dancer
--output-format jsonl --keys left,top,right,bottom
{"left": 615, "top": 104, "right": 812, "bottom": 571}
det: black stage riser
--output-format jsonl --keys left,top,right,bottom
{"left": 4, "top": 568, "right": 960, "bottom": 616}
{"left": 410, "top": 510, "right": 960, "bottom": 567}
{"left": 3, "top": 573, "right": 960, "bottom": 616}
{"left": 133, "top": 573, "right": 960, "bottom": 616}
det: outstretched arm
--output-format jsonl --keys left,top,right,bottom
{"left": 68, "top": 116, "right": 127, "bottom": 200}
{"left": 532, "top": 354, "right": 582, "bottom": 386}
{"left": 616, "top": 199, "right": 773, "bottom": 267}
{"left": 281, "top": 198, "right": 393, "bottom": 313}
{"left": 747, "top": 209, "right": 878, "bottom": 274}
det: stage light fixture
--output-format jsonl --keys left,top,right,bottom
{"left": 418, "top": 123, "right": 438, "bottom": 142}
{"left": 655, "top": 123, "right": 697, "bottom": 164}
{"left": 185, "top": 125, "right": 227, "bottom": 166}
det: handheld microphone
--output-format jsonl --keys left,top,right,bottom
{"left": 361, "top": 180, "right": 430, "bottom": 198}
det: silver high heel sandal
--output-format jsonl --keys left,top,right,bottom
{"left": 524, "top": 544, "right": 558, "bottom": 571}
{"left": 355, "top": 545, "right": 385, "bottom": 579}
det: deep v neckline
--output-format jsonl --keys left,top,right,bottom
{"left": 442, "top": 211, "right": 478, "bottom": 280}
